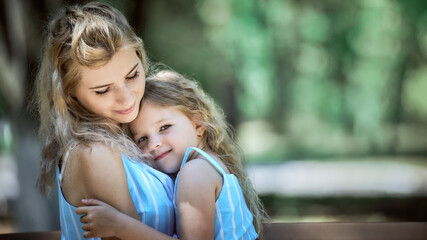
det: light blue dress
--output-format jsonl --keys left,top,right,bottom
{"left": 173, "top": 147, "right": 258, "bottom": 240}
{"left": 57, "top": 144, "right": 175, "bottom": 240}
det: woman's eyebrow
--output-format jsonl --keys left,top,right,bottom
{"left": 126, "top": 63, "right": 139, "bottom": 76}
{"left": 88, "top": 63, "right": 139, "bottom": 90}
{"left": 89, "top": 84, "right": 111, "bottom": 90}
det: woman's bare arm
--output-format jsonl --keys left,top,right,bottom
{"left": 61, "top": 143, "right": 138, "bottom": 240}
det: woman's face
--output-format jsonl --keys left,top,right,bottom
{"left": 74, "top": 47, "right": 145, "bottom": 125}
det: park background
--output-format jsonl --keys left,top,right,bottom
{"left": 1, "top": 0, "right": 427, "bottom": 233}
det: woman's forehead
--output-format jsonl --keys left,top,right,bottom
{"left": 78, "top": 48, "right": 140, "bottom": 87}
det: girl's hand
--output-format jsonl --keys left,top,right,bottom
{"left": 76, "top": 199, "right": 126, "bottom": 238}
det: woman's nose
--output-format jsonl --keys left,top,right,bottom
{"left": 116, "top": 85, "right": 134, "bottom": 105}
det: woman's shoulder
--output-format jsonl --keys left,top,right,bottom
{"left": 70, "top": 141, "right": 122, "bottom": 163}
{"left": 66, "top": 142, "right": 125, "bottom": 185}
{"left": 62, "top": 141, "right": 130, "bottom": 206}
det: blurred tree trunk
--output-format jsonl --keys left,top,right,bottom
{"left": 0, "top": 0, "right": 59, "bottom": 232}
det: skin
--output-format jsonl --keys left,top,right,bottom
{"left": 76, "top": 102, "right": 231, "bottom": 240}
{"left": 73, "top": 47, "right": 144, "bottom": 125}
{"left": 175, "top": 157, "right": 225, "bottom": 239}
{"left": 129, "top": 102, "right": 205, "bottom": 174}
{"left": 61, "top": 47, "right": 147, "bottom": 240}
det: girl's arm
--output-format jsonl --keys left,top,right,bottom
{"left": 76, "top": 199, "right": 173, "bottom": 240}
{"left": 175, "top": 158, "right": 223, "bottom": 240}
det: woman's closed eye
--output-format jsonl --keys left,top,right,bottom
{"left": 126, "top": 70, "right": 139, "bottom": 80}
{"left": 95, "top": 88, "right": 109, "bottom": 95}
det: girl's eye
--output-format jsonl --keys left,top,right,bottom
{"left": 126, "top": 70, "right": 140, "bottom": 80}
{"left": 95, "top": 88, "right": 109, "bottom": 95}
{"left": 160, "top": 125, "right": 171, "bottom": 131}
{"left": 138, "top": 136, "right": 148, "bottom": 143}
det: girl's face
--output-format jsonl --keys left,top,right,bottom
{"left": 129, "top": 101, "right": 205, "bottom": 174}
{"left": 74, "top": 47, "right": 145, "bottom": 125}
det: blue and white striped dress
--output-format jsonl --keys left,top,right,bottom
{"left": 57, "top": 147, "right": 175, "bottom": 240}
{"left": 173, "top": 147, "right": 258, "bottom": 240}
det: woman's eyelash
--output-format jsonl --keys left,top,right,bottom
{"left": 126, "top": 70, "right": 140, "bottom": 80}
{"left": 95, "top": 89, "right": 109, "bottom": 95}
{"left": 95, "top": 70, "right": 138, "bottom": 95}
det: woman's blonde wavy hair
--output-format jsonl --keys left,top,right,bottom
{"left": 35, "top": 2, "right": 148, "bottom": 194}
{"left": 140, "top": 70, "right": 268, "bottom": 235}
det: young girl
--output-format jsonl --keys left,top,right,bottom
{"left": 76, "top": 70, "right": 266, "bottom": 239}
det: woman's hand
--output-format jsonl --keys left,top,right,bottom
{"left": 76, "top": 199, "right": 127, "bottom": 238}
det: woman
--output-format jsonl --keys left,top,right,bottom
{"left": 35, "top": 2, "right": 174, "bottom": 239}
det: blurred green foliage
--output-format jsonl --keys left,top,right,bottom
{"left": 130, "top": 0, "right": 427, "bottom": 162}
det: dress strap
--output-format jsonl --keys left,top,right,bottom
{"left": 58, "top": 141, "right": 77, "bottom": 184}
{"left": 180, "top": 147, "right": 226, "bottom": 176}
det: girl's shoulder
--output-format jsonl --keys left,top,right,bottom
{"left": 186, "top": 150, "right": 230, "bottom": 175}
{"left": 178, "top": 158, "right": 223, "bottom": 189}
{"left": 181, "top": 158, "right": 214, "bottom": 173}
{"left": 176, "top": 157, "right": 226, "bottom": 205}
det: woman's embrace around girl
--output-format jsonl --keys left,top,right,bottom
{"left": 77, "top": 70, "right": 267, "bottom": 239}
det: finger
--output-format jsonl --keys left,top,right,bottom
{"left": 75, "top": 206, "right": 89, "bottom": 215}
{"left": 82, "top": 223, "right": 91, "bottom": 231}
{"left": 83, "top": 231, "right": 93, "bottom": 238}
{"left": 81, "top": 198, "right": 106, "bottom": 206}
{"left": 79, "top": 215, "right": 88, "bottom": 223}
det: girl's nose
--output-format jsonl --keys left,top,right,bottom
{"left": 147, "top": 135, "right": 162, "bottom": 152}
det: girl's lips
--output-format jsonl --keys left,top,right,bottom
{"left": 116, "top": 103, "right": 135, "bottom": 114}
{"left": 154, "top": 150, "right": 172, "bottom": 161}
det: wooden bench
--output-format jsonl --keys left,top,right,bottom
{"left": 0, "top": 222, "right": 426, "bottom": 239}
{"left": 0, "top": 230, "right": 60, "bottom": 240}
{"left": 262, "top": 222, "right": 427, "bottom": 240}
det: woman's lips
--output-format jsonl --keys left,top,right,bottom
{"left": 116, "top": 103, "right": 135, "bottom": 114}
{"left": 154, "top": 150, "right": 172, "bottom": 161}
